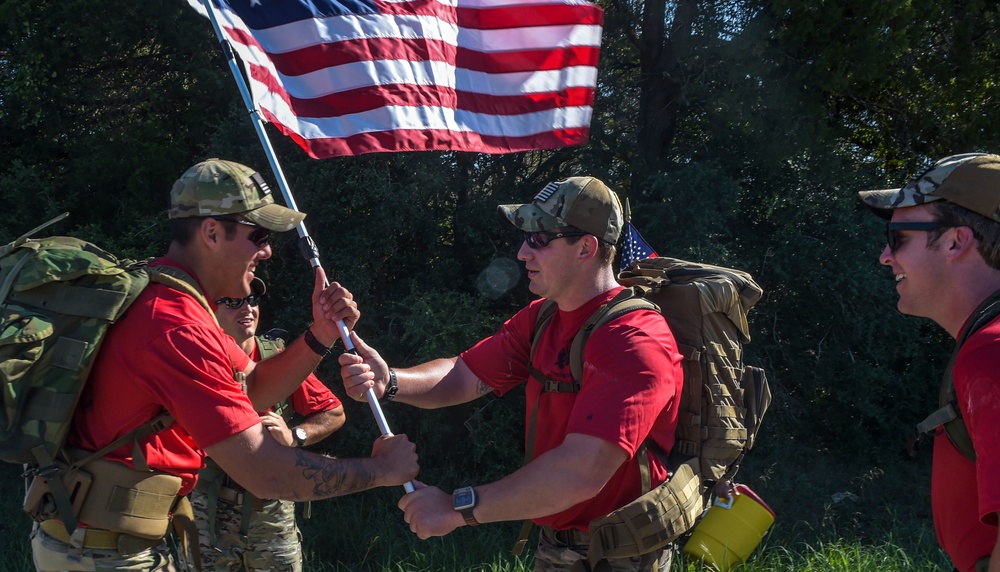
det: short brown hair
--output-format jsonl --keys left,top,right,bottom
{"left": 168, "top": 217, "right": 238, "bottom": 247}
{"left": 564, "top": 230, "right": 617, "bottom": 267}
{"left": 928, "top": 201, "right": 1000, "bottom": 270}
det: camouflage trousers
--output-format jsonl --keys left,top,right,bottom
{"left": 533, "top": 526, "right": 673, "bottom": 572}
{"left": 190, "top": 488, "right": 303, "bottom": 572}
{"left": 30, "top": 522, "right": 178, "bottom": 572}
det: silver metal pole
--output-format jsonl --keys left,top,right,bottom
{"left": 199, "top": 0, "right": 413, "bottom": 494}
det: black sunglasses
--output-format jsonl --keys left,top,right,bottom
{"left": 215, "top": 293, "right": 264, "bottom": 310}
{"left": 211, "top": 216, "right": 271, "bottom": 248}
{"left": 523, "top": 230, "right": 588, "bottom": 249}
{"left": 886, "top": 221, "right": 956, "bottom": 253}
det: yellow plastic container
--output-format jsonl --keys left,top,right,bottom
{"left": 682, "top": 484, "right": 775, "bottom": 571}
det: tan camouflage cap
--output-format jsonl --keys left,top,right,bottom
{"left": 169, "top": 158, "right": 306, "bottom": 232}
{"left": 859, "top": 153, "right": 1000, "bottom": 222}
{"left": 497, "top": 176, "right": 623, "bottom": 244}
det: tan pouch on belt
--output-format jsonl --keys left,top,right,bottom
{"left": 24, "top": 450, "right": 183, "bottom": 540}
{"left": 76, "top": 453, "right": 182, "bottom": 540}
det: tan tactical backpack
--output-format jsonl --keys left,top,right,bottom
{"left": 518, "top": 256, "right": 771, "bottom": 570}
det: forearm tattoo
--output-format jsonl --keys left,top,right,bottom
{"left": 294, "top": 450, "right": 375, "bottom": 500}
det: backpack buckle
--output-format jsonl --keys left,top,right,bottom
{"left": 149, "top": 414, "right": 174, "bottom": 434}
{"left": 35, "top": 463, "right": 62, "bottom": 482}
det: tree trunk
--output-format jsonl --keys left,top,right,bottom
{"left": 634, "top": 0, "right": 697, "bottom": 167}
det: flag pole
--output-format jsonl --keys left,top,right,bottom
{"left": 199, "top": 0, "right": 413, "bottom": 494}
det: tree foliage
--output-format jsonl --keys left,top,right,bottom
{"left": 3, "top": 0, "right": 1000, "bottom": 533}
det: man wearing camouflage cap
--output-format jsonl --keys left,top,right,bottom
{"left": 339, "top": 177, "right": 683, "bottom": 571}
{"left": 859, "top": 153, "right": 1000, "bottom": 572}
{"left": 31, "top": 159, "right": 418, "bottom": 571}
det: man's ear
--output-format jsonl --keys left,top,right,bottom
{"left": 577, "top": 234, "right": 600, "bottom": 261}
{"left": 201, "top": 218, "right": 221, "bottom": 247}
{"left": 949, "top": 225, "right": 978, "bottom": 258}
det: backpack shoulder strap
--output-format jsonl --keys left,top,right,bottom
{"left": 255, "top": 335, "right": 293, "bottom": 419}
{"left": 146, "top": 264, "right": 217, "bottom": 326}
{"left": 528, "top": 289, "right": 659, "bottom": 392}
{"left": 568, "top": 287, "right": 658, "bottom": 382}
{"left": 529, "top": 299, "right": 558, "bottom": 366}
{"left": 256, "top": 335, "right": 286, "bottom": 360}
{"left": 917, "top": 289, "right": 1000, "bottom": 461}
{"left": 528, "top": 299, "right": 576, "bottom": 391}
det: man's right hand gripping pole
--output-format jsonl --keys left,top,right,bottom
{"left": 311, "top": 265, "right": 416, "bottom": 493}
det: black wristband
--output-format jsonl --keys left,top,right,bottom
{"left": 303, "top": 328, "right": 332, "bottom": 357}
{"left": 379, "top": 368, "right": 398, "bottom": 404}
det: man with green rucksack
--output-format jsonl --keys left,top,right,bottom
{"left": 18, "top": 158, "right": 418, "bottom": 571}
{"left": 340, "top": 177, "right": 685, "bottom": 571}
{"left": 859, "top": 153, "right": 1000, "bottom": 572}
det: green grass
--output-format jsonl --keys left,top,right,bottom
{"left": 0, "top": 442, "right": 952, "bottom": 571}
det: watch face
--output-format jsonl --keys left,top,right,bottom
{"left": 294, "top": 428, "right": 307, "bottom": 442}
{"left": 453, "top": 487, "right": 475, "bottom": 510}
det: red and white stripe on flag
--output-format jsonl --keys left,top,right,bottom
{"left": 190, "top": 0, "right": 603, "bottom": 158}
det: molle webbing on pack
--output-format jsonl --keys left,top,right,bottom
{"left": 619, "top": 258, "right": 769, "bottom": 484}
{"left": 587, "top": 456, "right": 704, "bottom": 563}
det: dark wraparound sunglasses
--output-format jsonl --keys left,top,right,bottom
{"left": 215, "top": 293, "right": 263, "bottom": 309}
{"left": 523, "top": 230, "right": 588, "bottom": 249}
{"left": 886, "top": 221, "right": 956, "bottom": 253}
{"left": 212, "top": 216, "right": 271, "bottom": 248}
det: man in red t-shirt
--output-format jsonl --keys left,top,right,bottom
{"left": 192, "top": 277, "right": 347, "bottom": 571}
{"left": 339, "top": 177, "right": 683, "bottom": 572}
{"left": 31, "top": 159, "right": 418, "bottom": 572}
{"left": 859, "top": 153, "right": 1000, "bottom": 572}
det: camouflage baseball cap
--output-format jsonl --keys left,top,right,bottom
{"left": 169, "top": 158, "right": 306, "bottom": 232}
{"left": 497, "top": 176, "right": 623, "bottom": 244}
{"left": 859, "top": 153, "right": 1000, "bottom": 222}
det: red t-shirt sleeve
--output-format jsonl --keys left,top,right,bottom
{"left": 290, "top": 373, "right": 341, "bottom": 415}
{"left": 145, "top": 323, "right": 259, "bottom": 450}
{"left": 460, "top": 301, "right": 539, "bottom": 395}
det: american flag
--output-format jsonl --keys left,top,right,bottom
{"left": 189, "top": 0, "right": 603, "bottom": 158}
{"left": 620, "top": 221, "right": 658, "bottom": 273}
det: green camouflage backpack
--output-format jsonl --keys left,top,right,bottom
{"left": 0, "top": 213, "right": 210, "bottom": 533}
{"left": 517, "top": 256, "right": 771, "bottom": 568}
